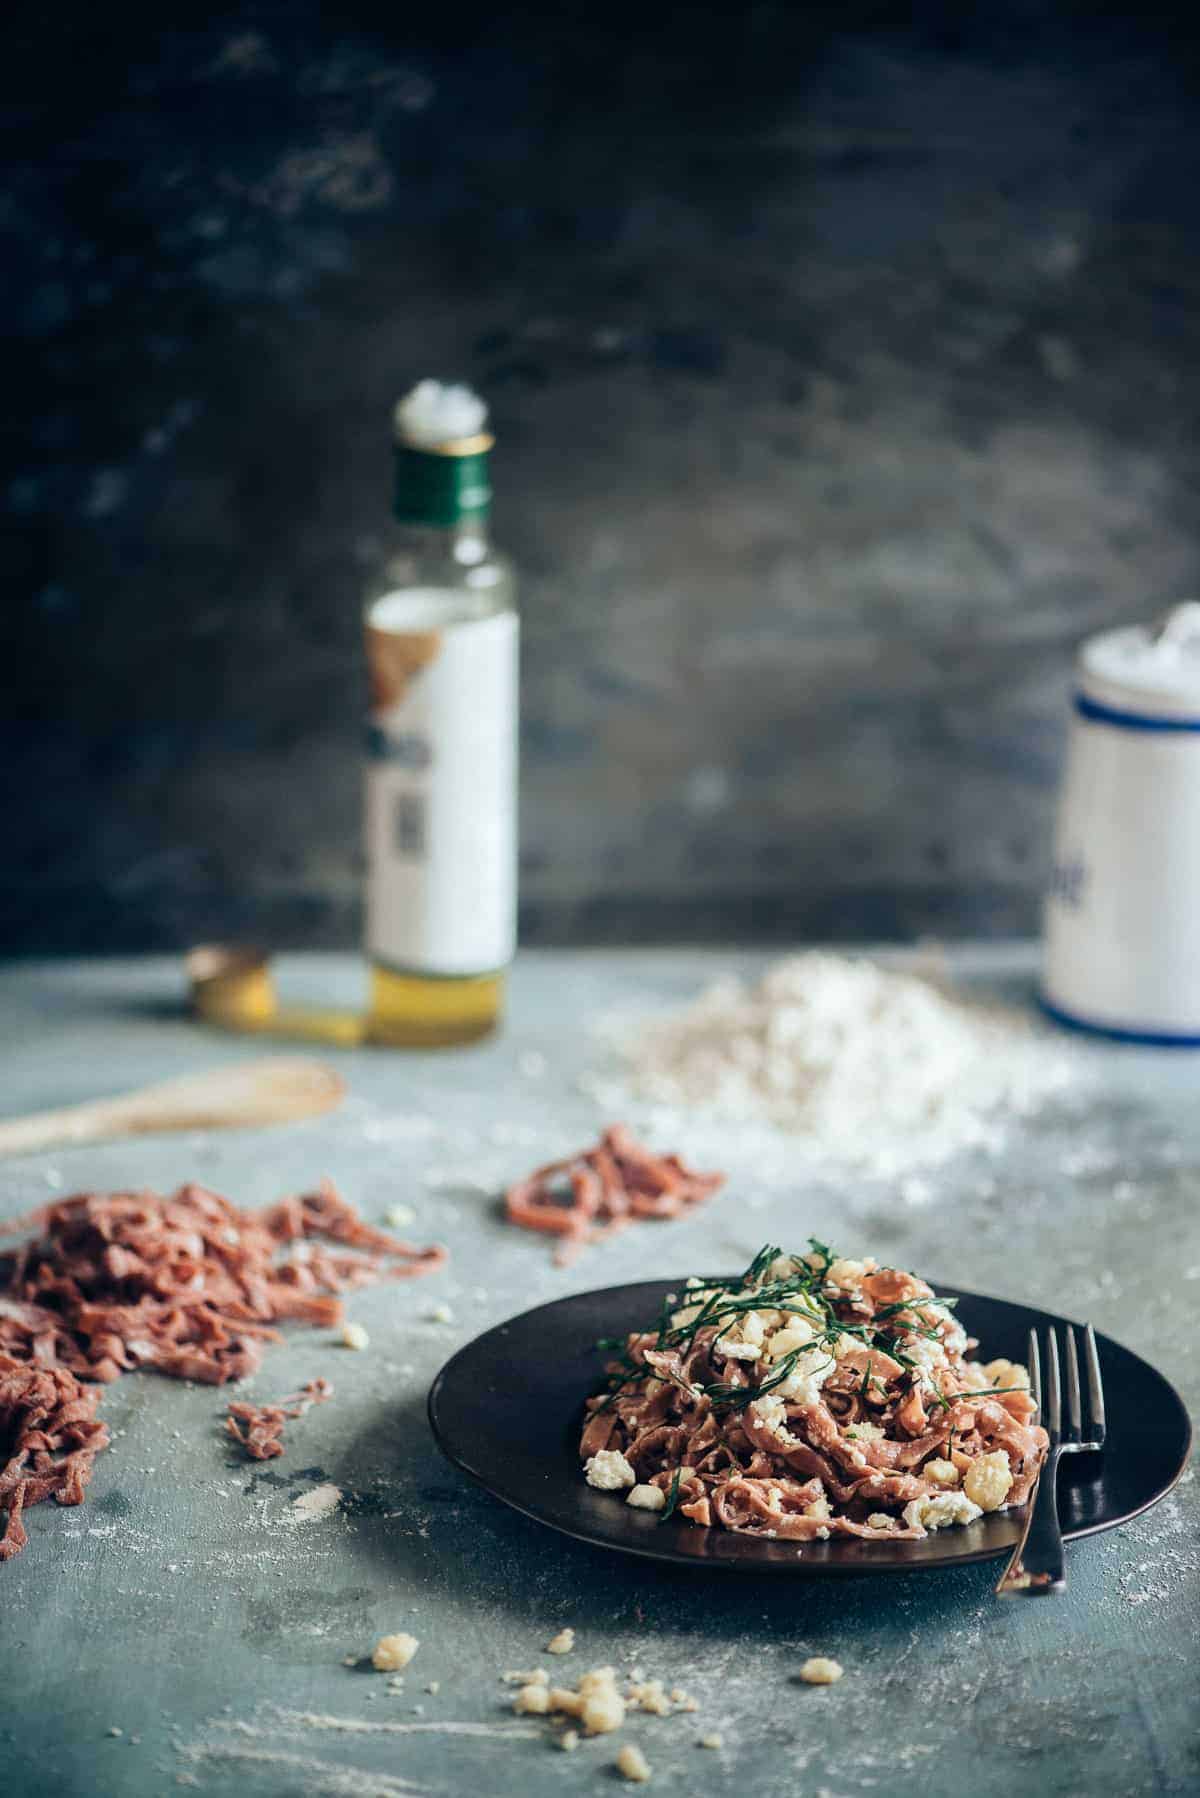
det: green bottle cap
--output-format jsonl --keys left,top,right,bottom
{"left": 392, "top": 433, "right": 493, "bottom": 527}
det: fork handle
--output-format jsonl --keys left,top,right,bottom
{"left": 996, "top": 1447, "right": 1065, "bottom": 1596}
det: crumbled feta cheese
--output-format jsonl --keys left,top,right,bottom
{"left": 501, "top": 1668, "right": 547, "bottom": 1685}
{"left": 546, "top": 1628, "right": 575, "bottom": 1655}
{"left": 558, "top": 1729, "right": 580, "bottom": 1751}
{"left": 585, "top": 1449, "right": 637, "bottom": 1491}
{"left": 749, "top": 1394, "right": 797, "bottom": 1444}
{"left": 514, "top": 1684, "right": 550, "bottom": 1715}
{"left": 773, "top": 1346, "right": 836, "bottom": 1406}
{"left": 984, "top": 1358, "right": 1031, "bottom": 1390}
{"left": 385, "top": 1203, "right": 416, "bottom": 1228}
{"left": 896, "top": 1333, "right": 949, "bottom": 1393}
{"left": 799, "top": 1657, "right": 844, "bottom": 1685}
{"left": 578, "top": 1667, "right": 619, "bottom": 1696}
{"left": 803, "top": 1495, "right": 831, "bottom": 1522}
{"left": 628, "top": 1679, "right": 671, "bottom": 1716}
{"left": 843, "top": 1422, "right": 884, "bottom": 1443}
{"left": 340, "top": 1321, "right": 370, "bottom": 1351}
{"left": 429, "top": 1303, "right": 454, "bottom": 1325}
{"left": 902, "top": 1492, "right": 982, "bottom": 1533}
{"left": 372, "top": 1633, "right": 419, "bottom": 1671}
{"left": 582, "top": 1689, "right": 626, "bottom": 1735}
{"left": 922, "top": 1458, "right": 961, "bottom": 1489}
{"left": 766, "top": 1316, "right": 818, "bottom": 1359}
{"left": 616, "top": 1743, "right": 652, "bottom": 1783}
{"left": 699, "top": 1731, "right": 724, "bottom": 1749}
{"left": 827, "top": 1258, "right": 868, "bottom": 1292}
{"left": 669, "top": 1302, "right": 703, "bottom": 1330}
{"left": 740, "top": 1309, "right": 766, "bottom": 1347}
{"left": 963, "top": 1449, "right": 1014, "bottom": 1512}
{"left": 626, "top": 1484, "right": 666, "bottom": 1512}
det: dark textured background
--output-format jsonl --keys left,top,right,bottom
{"left": 6, "top": 3, "right": 1200, "bottom": 952}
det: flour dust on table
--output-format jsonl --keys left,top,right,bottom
{"left": 585, "top": 952, "right": 1078, "bottom": 1183}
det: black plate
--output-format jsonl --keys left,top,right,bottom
{"left": 429, "top": 1278, "right": 1192, "bottom": 1572}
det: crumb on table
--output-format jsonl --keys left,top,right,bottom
{"left": 617, "top": 1742, "right": 652, "bottom": 1783}
{"left": 372, "top": 1633, "right": 420, "bottom": 1672}
{"left": 799, "top": 1656, "right": 844, "bottom": 1685}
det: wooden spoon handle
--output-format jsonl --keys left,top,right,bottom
{"left": 0, "top": 1058, "right": 346, "bottom": 1158}
{"left": 0, "top": 1102, "right": 130, "bottom": 1157}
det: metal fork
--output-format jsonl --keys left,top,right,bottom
{"left": 996, "top": 1322, "right": 1106, "bottom": 1596}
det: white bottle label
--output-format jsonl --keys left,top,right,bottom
{"left": 365, "top": 591, "right": 517, "bottom": 976}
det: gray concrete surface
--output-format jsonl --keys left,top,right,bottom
{"left": 8, "top": 9, "right": 1200, "bottom": 951}
{"left": 1, "top": 947, "right": 1197, "bottom": 1797}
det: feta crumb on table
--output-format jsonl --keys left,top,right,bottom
{"left": 558, "top": 1729, "right": 579, "bottom": 1751}
{"left": 340, "top": 1321, "right": 370, "bottom": 1351}
{"left": 429, "top": 1303, "right": 454, "bottom": 1324}
{"left": 582, "top": 1688, "right": 626, "bottom": 1734}
{"left": 626, "top": 1483, "right": 666, "bottom": 1511}
{"left": 628, "top": 1679, "right": 671, "bottom": 1716}
{"left": 699, "top": 1731, "right": 724, "bottom": 1749}
{"left": 546, "top": 1627, "right": 575, "bottom": 1654}
{"left": 616, "top": 1743, "right": 652, "bottom": 1783}
{"left": 799, "top": 1656, "right": 844, "bottom": 1685}
{"left": 372, "top": 1633, "right": 419, "bottom": 1672}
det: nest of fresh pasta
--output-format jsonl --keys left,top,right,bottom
{"left": 579, "top": 1244, "right": 1047, "bottom": 1541}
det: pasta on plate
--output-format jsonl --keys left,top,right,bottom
{"left": 579, "top": 1244, "right": 1048, "bottom": 1541}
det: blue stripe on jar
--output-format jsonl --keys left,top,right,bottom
{"left": 1075, "top": 693, "right": 1200, "bottom": 732}
{"left": 1039, "top": 993, "right": 1200, "bottom": 1047}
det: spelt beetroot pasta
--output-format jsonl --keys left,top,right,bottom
{"left": 225, "top": 1376, "right": 334, "bottom": 1461}
{"left": 580, "top": 1242, "right": 1048, "bottom": 1542}
{"left": 505, "top": 1125, "right": 724, "bottom": 1260}
{"left": 0, "top": 1180, "right": 445, "bottom": 1558}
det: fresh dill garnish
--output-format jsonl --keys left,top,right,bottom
{"left": 659, "top": 1467, "right": 683, "bottom": 1522}
{"left": 694, "top": 1342, "right": 840, "bottom": 1415}
{"left": 742, "top": 1243, "right": 783, "bottom": 1288}
{"left": 806, "top": 1239, "right": 833, "bottom": 1278}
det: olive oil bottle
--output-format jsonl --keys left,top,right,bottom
{"left": 363, "top": 383, "right": 518, "bottom": 1045}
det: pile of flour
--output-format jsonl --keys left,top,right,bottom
{"left": 585, "top": 953, "right": 1077, "bottom": 1184}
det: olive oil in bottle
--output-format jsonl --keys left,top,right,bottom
{"left": 363, "top": 382, "right": 517, "bottom": 1045}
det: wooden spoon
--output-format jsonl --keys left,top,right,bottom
{"left": 0, "top": 1058, "right": 346, "bottom": 1158}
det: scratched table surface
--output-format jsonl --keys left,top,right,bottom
{"left": 2, "top": 948, "right": 1197, "bottom": 1798}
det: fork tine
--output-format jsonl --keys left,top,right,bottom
{"left": 1044, "top": 1329, "right": 1062, "bottom": 1442}
{"left": 1084, "top": 1322, "right": 1106, "bottom": 1444}
{"left": 1028, "top": 1327, "right": 1042, "bottom": 1412}
{"left": 1064, "top": 1327, "right": 1082, "bottom": 1443}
